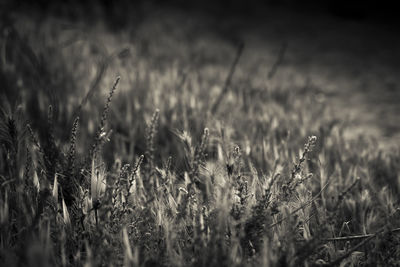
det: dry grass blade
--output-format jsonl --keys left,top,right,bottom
{"left": 72, "top": 48, "right": 127, "bottom": 119}
{"left": 211, "top": 42, "right": 244, "bottom": 114}
{"left": 26, "top": 123, "right": 51, "bottom": 165}
{"left": 322, "top": 227, "right": 400, "bottom": 242}
{"left": 67, "top": 117, "right": 79, "bottom": 170}
{"left": 73, "top": 59, "right": 108, "bottom": 119}
{"left": 268, "top": 179, "right": 331, "bottom": 229}
{"left": 89, "top": 76, "right": 120, "bottom": 158}
{"left": 267, "top": 42, "right": 287, "bottom": 80}
{"left": 289, "top": 136, "right": 317, "bottom": 185}
{"left": 146, "top": 109, "right": 160, "bottom": 171}
{"left": 47, "top": 105, "right": 55, "bottom": 148}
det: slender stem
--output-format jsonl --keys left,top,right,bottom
{"left": 323, "top": 227, "right": 400, "bottom": 242}
{"left": 211, "top": 42, "right": 244, "bottom": 114}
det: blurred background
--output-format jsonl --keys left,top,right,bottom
{"left": 1, "top": 0, "right": 399, "bottom": 151}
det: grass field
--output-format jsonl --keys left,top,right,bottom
{"left": 1, "top": 5, "right": 400, "bottom": 266}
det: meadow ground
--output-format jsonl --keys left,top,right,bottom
{"left": 1, "top": 4, "right": 400, "bottom": 267}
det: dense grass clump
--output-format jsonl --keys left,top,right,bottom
{"left": 1, "top": 11, "right": 400, "bottom": 267}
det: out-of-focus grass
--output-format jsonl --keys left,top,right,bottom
{"left": 1, "top": 7, "right": 400, "bottom": 267}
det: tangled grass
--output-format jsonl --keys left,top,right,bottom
{"left": 1, "top": 10, "right": 400, "bottom": 267}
